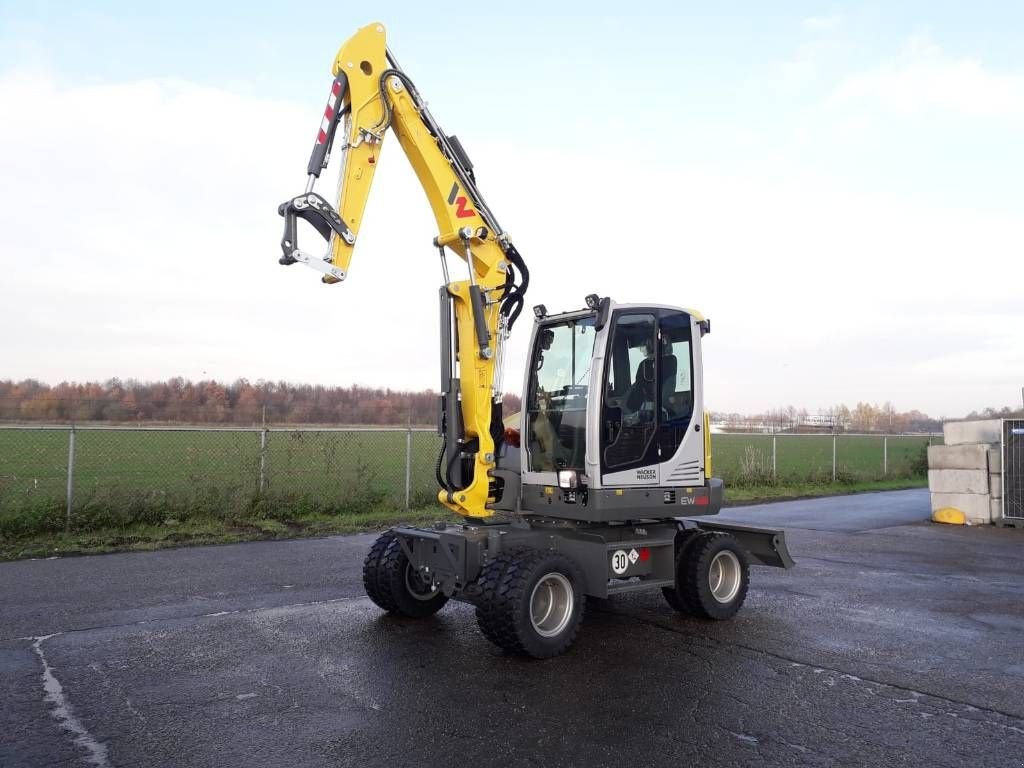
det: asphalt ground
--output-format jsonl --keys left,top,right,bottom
{"left": 2, "top": 488, "right": 1023, "bottom": 768}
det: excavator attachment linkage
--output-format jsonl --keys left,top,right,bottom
{"left": 276, "top": 22, "right": 530, "bottom": 520}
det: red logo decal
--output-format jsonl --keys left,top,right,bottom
{"left": 455, "top": 196, "right": 475, "bottom": 219}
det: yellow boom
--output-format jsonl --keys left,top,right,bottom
{"left": 277, "top": 22, "right": 528, "bottom": 519}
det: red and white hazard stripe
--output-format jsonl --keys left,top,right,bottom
{"left": 316, "top": 80, "right": 343, "bottom": 144}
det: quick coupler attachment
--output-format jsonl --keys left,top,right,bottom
{"left": 277, "top": 192, "right": 354, "bottom": 281}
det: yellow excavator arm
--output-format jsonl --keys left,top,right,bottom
{"left": 277, "top": 22, "right": 529, "bottom": 519}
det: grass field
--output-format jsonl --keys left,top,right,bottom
{"left": 0, "top": 426, "right": 933, "bottom": 544}
{"left": 711, "top": 433, "right": 932, "bottom": 483}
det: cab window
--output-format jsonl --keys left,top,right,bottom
{"left": 657, "top": 313, "right": 694, "bottom": 458}
{"left": 601, "top": 313, "right": 657, "bottom": 470}
{"left": 525, "top": 317, "right": 595, "bottom": 472}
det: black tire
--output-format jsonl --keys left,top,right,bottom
{"left": 662, "top": 587, "right": 687, "bottom": 612}
{"left": 475, "top": 549, "right": 586, "bottom": 659}
{"left": 474, "top": 548, "right": 525, "bottom": 648}
{"left": 661, "top": 528, "right": 705, "bottom": 613}
{"left": 362, "top": 531, "right": 449, "bottom": 618}
{"left": 677, "top": 532, "right": 750, "bottom": 620}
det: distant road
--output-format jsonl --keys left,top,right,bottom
{"left": 717, "top": 487, "right": 931, "bottom": 531}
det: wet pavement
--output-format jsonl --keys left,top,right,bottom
{"left": 2, "top": 489, "right": 1023, "bottom": 767}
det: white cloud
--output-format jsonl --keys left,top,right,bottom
{"left": 801, "top": 15, "right": 844, "bottom": 33}
{"left": 830, "top": 36, "right": 1024, "bottom": 118}
{"left": 1, "top": 67, "right": 1021, "bottom": 417}
{"left": 777, "top": 39, "right": 835, "bottom": 91}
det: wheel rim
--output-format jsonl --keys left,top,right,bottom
{"left": 404, "top": 563, "right": 440, "bottom": 602}
{"left": 529, "top": 572, "right": 574, "bottom": 638}
{"left": 708, "top": 550, "right": 741, "bottom": 603}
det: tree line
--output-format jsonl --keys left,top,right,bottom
{"left": 0, "top": 379, "right": 522, "bottom": 426}
{"left": 2, "top": 378, "right": 1014, "bottom": 431}
{"left": 965, "top": 405, "right": 1024, "bottom": 420}
{"left": 712, "top": 402, "right": 944, "bottom": 434}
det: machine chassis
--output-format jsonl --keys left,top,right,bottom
{"left": 389, "top": 489, "right": 792, "bottom": 603}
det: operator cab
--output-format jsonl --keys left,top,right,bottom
{"left": 521, "top": 297, "right": 712, "bottom": 520}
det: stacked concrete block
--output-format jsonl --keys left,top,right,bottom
{"left": 943, "top": 419, "right": 1002, "bottom": 446}
{"left": 928, "top": 420, "right": 1002, "bottom": 525}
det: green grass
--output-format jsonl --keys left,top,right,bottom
{"left": 712, "top": 433, "right": 933, "bottom": 485}
{"left": 725, "top": 477, "right": 927, "bottom": 504}
{"left": 0, "top": 479, "right": 927, "bottom": 561}
{"left": 0, "top": 427, "right": 932, "bottom": 555}
{"left": 0, "top": 428, "right": 442, "bottom": 505}
{"left": 0, "top": 504, "right": 454, "bottom": 560}
{"left": 0, "top": 428, "right": 444, "bottom": 537}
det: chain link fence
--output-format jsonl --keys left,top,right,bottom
{"left": 0, "top": 425, "right": 936, "bottom": 537}
{"left": 0, "top": 425, "right": 444, "bottom": 536}
{"left": 711, "top": 433, "right": 935, "bottom": 485}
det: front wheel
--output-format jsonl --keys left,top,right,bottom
{"left": 362, "top": 531, "right": 449, "bottom": 618}
{"left": 475, "top": 549, "right": 586, "bottom": 659}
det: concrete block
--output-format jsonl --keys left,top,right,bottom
{"left": 928, "top": 469, "right": 990, "bottom": 495}
{"left": 990, "top": 474, "right": 1002, "bottom": 499}
{"left": 927, "top": 444, "right": 989, "bottom": 470}
{"left": 988, "top": 448, "right": 1001, "bottom": 474}
{"left": 930, "top": 492, "right": 992, "bottom": 525}
{"left": 992, "top": 497, "right": 1004, "bottom": 521}
{"left": 943, "top": 419, "right": 1001, "bottom": 446}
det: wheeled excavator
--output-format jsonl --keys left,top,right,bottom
{"left": 278, "top": 22, "right": 793, "bottom": 658}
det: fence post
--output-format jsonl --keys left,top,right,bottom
{"left": 771, "top": 435, "right": 777, "bottom": 480}
{"left": 832, "top": 434, "right": 837, "bottom": 482}
{"left": 883, "top": 436, "right": 888, "bottom": 476}
{"left": 258, "top": 428, "right": 268, "bottom": 494}
{"left": 404, "top": 425, "right": 413, "bottom": 510}
{"left": 65, "top": 426, "right": 76, "bottom": 532}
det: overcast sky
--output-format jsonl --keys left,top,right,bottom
{"left": 1, "top": 1, "right": 1022, "bottom": 418}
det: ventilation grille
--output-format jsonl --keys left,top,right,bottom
{"left": 1004, "top": 420, "right": 1024, "bottom": 520}
{"left": 665, "top": 459, "right": 701, "bottom": 484}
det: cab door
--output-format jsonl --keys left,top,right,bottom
{"left": 655, "top": 312, "right": 704, "bottom": 486}
{"left": 598, "top": 309, "right": 700, "bottom": 487}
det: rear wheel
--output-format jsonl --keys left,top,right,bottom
{"left": 475, "top": 549, "right": 585, "bottom": 659}
{"left": 666, "top": 532, "right": 749, "bottom": 620}
{"left": 362, "top": 531, "right": 449, "bottom": 618}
